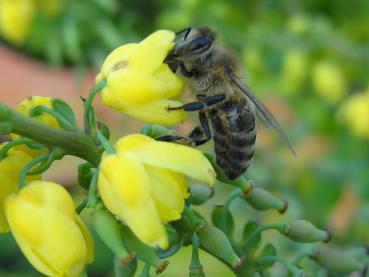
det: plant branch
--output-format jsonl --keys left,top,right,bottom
{"left": 0, "top": 103, "right": 101, "bottom": 166}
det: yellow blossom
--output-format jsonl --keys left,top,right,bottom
{"left": 96, "top": 30, "right": 186, "bottom": 125}
{"left": 5, "top": 181, "right": 94, "bottom": 277}
{"left": 280, "top": 49, "right": 309, "bottom": 95}
{"left": 0, "top": 0, "right": 35, "bottom": 45}
{"left": 0, "top": 145, "right": 37, "bottom": 232}
{"left": 339, "top": 91, "right": 369, "bottom": 139}
{"left": 98, "top": 134, "right": 215, "bottom": 249}
{"left": 12, "top": 96, "right": 60, "bottom": 157}
{"left": 313, "top": 61, "right": 346, "bottom": 103}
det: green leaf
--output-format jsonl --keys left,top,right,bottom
{"left": 211, "top": 205, "right": 235, "bottom": 238}
{"left": 98, "top": 121, "right": 111, "bottom": 140}
{"left": 256, "top": 243, "right": 277, "bottom": 269}
{"left": 78, "top": 162, "right": 94, "bottom": 190}
{"left": 157, "top": 225, "right": 182, "bottom": 259}
{"left": 241, "top": 220, "right": 260, "bottom": 253}
{"left": 52, "top": 99, "right": 78, "bottom": 129}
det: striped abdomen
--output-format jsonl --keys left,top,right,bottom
{"left": 208, "top": 99, "right": 256, "bottom": 180}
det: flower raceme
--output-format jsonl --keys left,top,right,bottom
{"left": 96, "top": 30, "right": 186, "bottom": 126}
{"left": 98, "top": 134, "right": 216, "bottom": 249}
{"left": 5, "top": 181, "right": 94, "bottom": 277}
{"left": 0, "top": 145, "right": 37, "bottom": 232}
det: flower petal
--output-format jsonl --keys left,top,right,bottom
{"left": 96, "top": 43, "right": 137, "bottom": 81}
{"left": 146, "top": 165, "right": 185, "bottom": 223}
{"left": 117, "top": 136, "right": 216, "bottom": 185}
{"left": 98, "top": 153, "right": 168, "bottom": 248}
{"left": 129, "top": 30, "right": 175, "bottom": 75}
{"left": 123, "top": 99, "right": 187, "bottom": 126}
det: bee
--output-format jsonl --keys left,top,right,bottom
{"left": 158, "top": 26, "right": 296, "bottom": 180}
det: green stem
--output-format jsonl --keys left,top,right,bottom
{"left": 31, "top": 106, "right": 76, "bottom": 131}
{"left": 76, "top": 198, "right": 88, "bottom": 214}
{"left": 189, "top": 233, "right": 205, "bottom": 277}
{"left": 0, "top": 138, "right": 41, "bottom": 160}
{"left": 87, "top": 168, "right": 99, "bottom": 207}
{"left": 19, "top": 153, "right": 49, "bottom": 188}
{"left": 258, "top": 256, "right": 304, "bottom": 277}
{"left": 0, "top": 103, "right": 100, "bottom": 166}
{"left": 96, "top": 132, "right": 116, "bottom": 154}
{"left": 293, "top": 249, "right": 314, "bottom": 265}
{"left": 184, "top": 206, "right": 204, "bottom": 231}
{"left": 140, "top": 264, "right": 151, "bottom": 277}
{"left": 84, "top": 79, "right": 106, "bottom": 134}
{"left": 244, "top": 223, "right": 285, "bottom": 251}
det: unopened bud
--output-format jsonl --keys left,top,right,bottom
{"left": 312, "top": 247, "right": 364, "bottom": 276}
{"left": 242, "top": 188, "right": 288, "bottom": 213}
{"left": 281, "top": 220, "right": 331, "bottom": 243}
{"left": 92, "top": 207, "right": 131, "bottom": 260}
{"left": 190, "top": 185, "right": 214, "bottom": 205}
{"left": 197, "top": 223, "right": 245, "bottom": 270}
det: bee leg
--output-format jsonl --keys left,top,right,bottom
{"left": 167, "top": 94, "right": 226, "bottom": 111}
{"left": 191, "top": 111, "right": 212, "bottom": 146}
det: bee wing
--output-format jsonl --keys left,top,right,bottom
{"left": 230, "top": 75, "right": 297, "bottom": 156}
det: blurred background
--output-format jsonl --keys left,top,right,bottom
{"left": 1, "top": 0, "right": 369, "bottom": 276}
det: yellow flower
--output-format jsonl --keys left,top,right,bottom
{"left": 0, "top": 145, "right": 37, "bottom": 232}
{"left": 12, "top": 96, "right": 59, "bottom": 157}
{"left": 0, "top": 0, "right": 63, "bottom": 45}
{"left": 96, "top": 30, "right": 186, "bottom": 126}
{"left": 280, "top": 49, "right": 309, "bottom": 95}
{"left": 5, "top": 181, "right": 94, "bottom": 277}
{"left": 313, "top": 61, "right": 346, "bottom": 103}
{"left": 339, "top": 91, "right": 369, "bottom": 139}
{"left": 0, "top": 0, "right": 35, "bottom": 45}
{"left": 98, "top": 134, "right": 215, "bottom": 249}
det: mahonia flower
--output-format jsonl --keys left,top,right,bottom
{"left": 339, "top": 91, "right": 369, "bottom": 139}
{"left": 96, "top": 30, "right": 186, "bottom": 125}
{"left": 0, "top": 145, "right": 37, "bottom": 232}
{"left": 0, "top": 0, "right": 63, "bottom": 45}
{"left": 98, "top": 134, "right": 216, "bottom": 248}
{"left": 5, "top": 181, "right": 94, "bottom": 277}
{"left": 12, "top": 96, "right": 60, "bottom": 157}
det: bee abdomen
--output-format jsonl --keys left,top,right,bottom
{"left": 209, "top": 101, "right": 256, "bottom": 180}
{"left": 214, "top": 129, "right": 256, "bottom": 180}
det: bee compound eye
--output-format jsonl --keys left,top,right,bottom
{"left": 189, "top": 36, "right": 212, "bottom": 52}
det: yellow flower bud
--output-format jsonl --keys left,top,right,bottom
{"left": 338, "top": 92, "right": 369, "bottom": 139}
{"left": 98, "top": 134, "right": 215, "bottom": 248}
{"left": 313, "top": 61, "right": 346, "bottom": 103}
{"left": 0, "top": 0, "right": 35, "bottom": 45}
{"left": 96, "top": 30, "right": 186, "bottom": 125}
{"left": 5, "top": 181, "right": 94, "bottom": 277}
{"left": 0, "top": 145, "right": 37, "bottom": 232}
{"left": 11, "top": 96, "right": 60, "bottom": 157}
{"left": 280, "top": 49, "right": 308, "bottom": 95}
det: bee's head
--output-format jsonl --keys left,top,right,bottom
{"left": 165, "top": 26, "right": 215, "bottom": 63}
